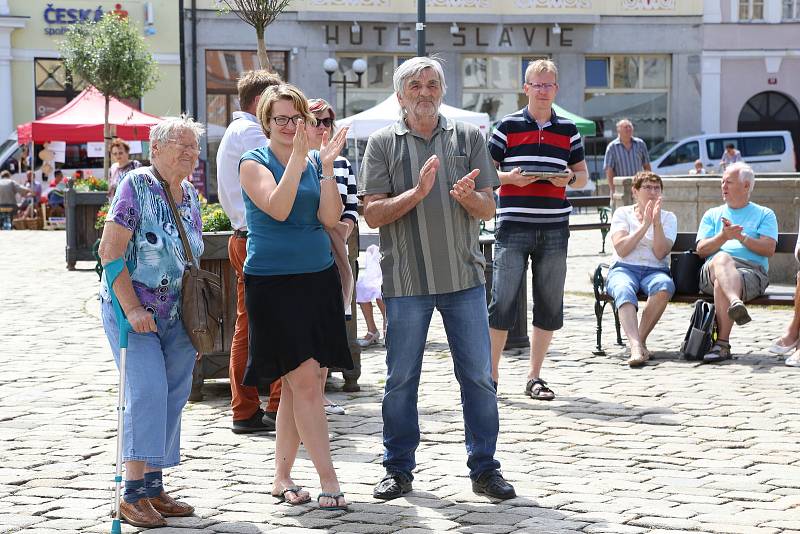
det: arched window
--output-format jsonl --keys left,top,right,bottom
{"left": 738, "top": 91, "right": 800, "bottom": 171}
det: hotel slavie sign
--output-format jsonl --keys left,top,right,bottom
{"left": 42, "top": 3, "right": 129, "bottom": 35}
{"left": 325, "top": 23, "right": 579, "bottom": 48}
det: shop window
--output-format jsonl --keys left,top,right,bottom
{"left": 34, "top": 58, "right": 87, "bottom": 119}
{"left": 585, "top": 58, "right": 608, "bottom": 88}
{"left": 739, "top": 0, "right": 764, "bottom": 20}
{"left": 584, "top": 55, "right": 670, "bottom": 156}
{"left": 461, "top": 55, "right": 547, "bottom": 122}
{"left": 784, "top": 0, "right": 800, "bottom": 19}
{"left": 204, "top": 49, "right": 288, "bottom": 200}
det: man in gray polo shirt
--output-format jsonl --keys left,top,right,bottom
{"left": 604, "top": 118, "right": 651, "bottom": 195}
{"left": 359, "top": 56, "right": 515, "bottom": 502}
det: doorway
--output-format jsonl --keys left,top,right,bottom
{"left": 738, "top": 91, "right": 800, "bottom": 171}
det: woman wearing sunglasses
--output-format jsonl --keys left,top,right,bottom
{"left": 606, "top": 171, "right": 677, "bottom": 367}
{"left": 306, "top": 98, "right": 358, "bottom": 416}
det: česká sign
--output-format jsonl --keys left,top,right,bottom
{"left": 43, "top": 3, "right": 129, "bottom": 35}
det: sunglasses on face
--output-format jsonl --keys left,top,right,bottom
{"left": 314, "top": 117, "right": 334, "bottom": 128}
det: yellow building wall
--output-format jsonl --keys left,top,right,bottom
{"left": 199, "top": 0, "right": 702, "bottom": 16}
{"left": 8, "top": 0, "right": 181, "bottom": 125}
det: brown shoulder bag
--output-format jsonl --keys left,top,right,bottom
{"left": 153, "top": 167, "right": 223, "bottom": 353}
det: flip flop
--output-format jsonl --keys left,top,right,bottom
{"left": 272, "top": 486, "right": 311, "bottom": 505}
{"left": 317, "top": 491, "right": 348, "bottom": 511}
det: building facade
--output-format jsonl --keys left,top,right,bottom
{"left": 702, "top": 0, "right": 800, "bottom": 166}
{"left": 184, "top": 0, "right": 705, "bottom": 194}
{"left": 0, "top": 0, "right": 182, "bottom": 141}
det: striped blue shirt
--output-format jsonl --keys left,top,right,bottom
{"left": 603, "top": 137, "right": 650, "bottom": 177}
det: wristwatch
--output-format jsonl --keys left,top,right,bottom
{"left": 568, "top": 174, "right": 577, "bottom": 186}
{"left": 320, "top": 174, "right": 336, "bottom": 183}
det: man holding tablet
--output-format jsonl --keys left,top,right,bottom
{"left": 487, "top": 59, "right": 589, "bottom": 401}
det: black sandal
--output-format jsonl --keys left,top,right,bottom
{"left": 525, "top": 378, "right": 555, "bottom": 401}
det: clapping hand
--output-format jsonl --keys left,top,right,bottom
{"left": 320, "top": 126, "right": 349, "bottom": 169}
{"left": 721, "top": 217, "right": 744, "bottom": 241}
{"left": 652, "top": 197, "right": 662, "bottom": 226}
{"left": 291, "top": 119, "right": 309, "bottom": 158}
{"left": 641, "top": 199, "right": 655, "bottom": 227}
{"left": 450, "top": 169, "right": 480, "bottom": 203}
{"left": 415, "top": 155, "right": 440, "bottom": 199}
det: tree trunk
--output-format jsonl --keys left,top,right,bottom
{"left": 103, "top": 96, "right": 111, "bottom": 180}
{"left": 256, "top": 26, "right": 271, "bottom": 72}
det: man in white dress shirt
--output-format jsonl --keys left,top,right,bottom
{"left": 217, "top": 70, "right": 282, "bottom": 434}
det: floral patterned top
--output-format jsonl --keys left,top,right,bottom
{"left": 100, "top": 167, "right": 204, "bottom": 320}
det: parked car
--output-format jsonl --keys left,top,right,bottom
{"left": 650, "top": 131, "right": 796, "bottom": 175}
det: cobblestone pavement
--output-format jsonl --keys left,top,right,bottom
{"left": 1, "top": 227, "right": 799, "bottom": 534}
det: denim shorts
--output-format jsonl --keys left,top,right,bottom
{"left": 488, "top": 224, "right": 569, "bottom": 331}
{"left": 606, "top": 263, "right": 675, "bottom": 310}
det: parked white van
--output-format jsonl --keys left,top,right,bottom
{"left": 650, "top": 131, "right": 796, "bottom": 175}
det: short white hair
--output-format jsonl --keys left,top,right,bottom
{"left": 726, "top": 161, "right": 755, "bottom": 195}
{"left": 149, "top": 115, "right": 205, "bottom": 146}
{"left": 393, "top": 56, "right": 447, "bottom": 100}
{"left": 616, "top": 118, "right": 633, "bottom": 129}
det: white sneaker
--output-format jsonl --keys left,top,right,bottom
{"left": 324, "top": 403, "right": 346, "bottom": 415}
{"left": 768, "top": 338, "right": 799, "bottom": 355}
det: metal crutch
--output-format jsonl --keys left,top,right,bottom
{"left": 105, "top": 257, "right": 133, "bottom": 534}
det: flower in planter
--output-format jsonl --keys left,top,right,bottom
{"left": 95, "top": 201, "right": 110, "bottom": 230}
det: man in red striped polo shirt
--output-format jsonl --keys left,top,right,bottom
{"left": 487, "top": 59, "right": 590, "bottom": 401}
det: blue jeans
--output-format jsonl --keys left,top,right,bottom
{"left": 489, "top": 224, "right": 569, "bottom": 331}
{"left": 606, "top": 263, "right": 675, "bottom": 310}
{"left": 382, "top": 285, "right": 501, "bottom": 480}
{"left": 101, "top": 300, "right": 196, "bottom": 467}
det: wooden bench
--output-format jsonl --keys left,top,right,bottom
{"left": 568, "top": 195, "right": 611, "bottom": 254}
{"left": 591, "top": 232, "right": 798, "bottom": 355}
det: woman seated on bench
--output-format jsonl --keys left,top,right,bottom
{"left": 607, "top": 171, "right": 677, "bottom": 367}
{"left": 768, "top": 219, "right": 800, "bottom": 367}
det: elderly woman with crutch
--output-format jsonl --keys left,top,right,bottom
{"left": 99, "top": 116, "right": 205, "bottom": 529}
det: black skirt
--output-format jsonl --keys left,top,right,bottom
{"left": 242, "top": 264, "right": 353, "bottom": 386}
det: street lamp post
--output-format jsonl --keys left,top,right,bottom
{"left": 322, "top": 57, "right": 368, "bottom": 118}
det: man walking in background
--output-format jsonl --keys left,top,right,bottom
{"left": 604, "top": 119, "right": 651, "bottom": 195}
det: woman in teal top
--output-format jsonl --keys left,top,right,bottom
{"left": 238, "top": 84, "right": 352, "bottom": 511}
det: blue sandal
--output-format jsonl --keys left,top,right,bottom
{"left": 272, "top": 486, "right": 310, "bottom": 505}
{"left": 317, "top": 491, "right": 348, "bottom": 511}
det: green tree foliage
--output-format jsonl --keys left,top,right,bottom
{"left": 217, "top": 0, "right": 292, "bottom": 71}
{"left": 59, "top": 14, "right": 159, "bottom": 179}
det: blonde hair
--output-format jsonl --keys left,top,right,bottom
{"left": 525, "top": 59, "right": 558, "bottom": 83}
{"left": 256, "top": 84, "right": 314, "bottom": 139}
{"left": 237, "top": 70, "right": 283, "bottom": 112}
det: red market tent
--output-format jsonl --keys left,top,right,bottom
{"left": 17, "top": 86, "right": 161, "bottom": 144}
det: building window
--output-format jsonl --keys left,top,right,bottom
{"left": 331, "top": 54, "right": 412, "bottom": 117}
{"left": 34, "top": 59, "right": 86, "bottom": 118}
{"left": 784, "top": 0, "right": 800, "bottom": 19}
{"left": 204, "top": 49, "right": 288, "bottom": 199}
{"left": 461, "top": 55, "right": 547, "bottom": 122}
{"left": 739, "top": 0, "right": 764, "bottom": 20}
{"left": 583, "top": 55, "right": 670, "bottom": 171}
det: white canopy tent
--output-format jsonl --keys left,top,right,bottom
{"left": 337, "top": 94, "right": 492, "bottom": 139}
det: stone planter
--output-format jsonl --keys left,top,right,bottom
{"left": 190, "top": 230, "right": 363, "bottom": 400}
{"left": 65, "top": 186, "right": 106, "bottom": 270}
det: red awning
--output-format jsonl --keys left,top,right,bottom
{"left": 17, "top": 86, "right": 162, "bottom": 144}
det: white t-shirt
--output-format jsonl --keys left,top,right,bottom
{"left": 610, "top": 204, "right": 678, "bottom": 269}
{"left": 216, "top": 111, "right": 268, "bottom": 230}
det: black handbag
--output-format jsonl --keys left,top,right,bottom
{"left": 670, "top": 251, "right": 704, "bottom": 294}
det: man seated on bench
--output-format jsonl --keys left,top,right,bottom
{"left": 696, "top": 162, "right": 778, "bottom": 363}
{"left": 607, "top": 171, "right": 677, "bottom": 367}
